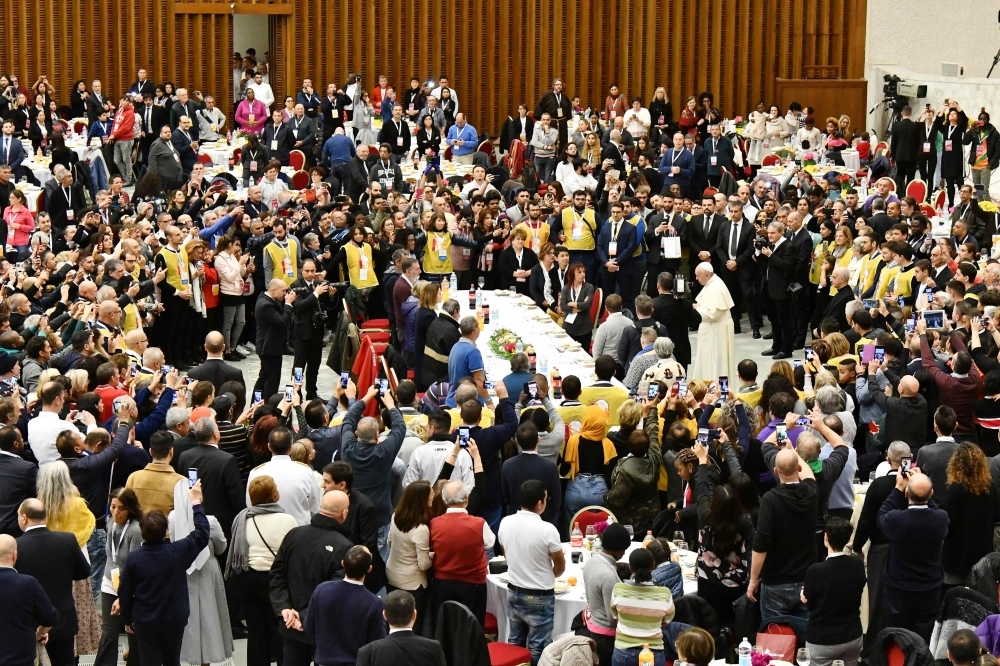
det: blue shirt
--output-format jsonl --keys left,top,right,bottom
{"left": 502, "top": 370, "right": 534, "bottom": 403}
{"left": 447, "top": 123, "right": 478, "bottom": 156}
{"left": 446, "top": 338, "right": 484, "bottom": 407}
{"left": 322, "top": 133, "right": 356, "bottom": 168}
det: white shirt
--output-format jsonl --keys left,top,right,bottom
{"left": 498, "top": 510, "right": 562, "bottom": 590}
{"left": 247, "top": 455, "right": 320, "bottom": 526}
{"left": 247, "top": 81, "right": 275, "bottom": 109}
{"left": 557, "top": 164, "right": 597, "bottom": 194}
{"left": 445, "top": 507, "right": 495, "bottom": 547}
{"left": 28, "top": 411, "right": 97, "bottom": 465}
{"left": 402, "top": 442, "right": 475, "bottom": 491}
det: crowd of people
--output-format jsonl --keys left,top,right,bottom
{"left": 3, "top": 57, "right": 1000, "bottom": 666}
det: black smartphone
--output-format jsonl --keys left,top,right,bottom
{"left": 527, "top": 381, "right": 538, "bottom": 399}
{"left": 901, "top": 456, "right": 913, "bottom": 477}
{"left": 719, "top": 376, "right": 729, "bottom": 394}
{"left": 284, "top": 385, "right": 294, "bottom": 402}
{"left": 187, "top": 468, "right": 198, "bottom": 488}
{"left": 485, "top": 379, "right": 495, "bottom": 390}
{"left": 805, "top": 346, "right": 814, "bottom": 361}
{"left": 697, "top": 427, "right": 709, "bottom": 443}
{"left": 162, "top": 364, "right": 174, "bottom": 374}
{"left": 897, "top": 295, "right": 905, "bottom": 307}
{"left": 253, "top": 390, "right": 262, "bottom": 403}
{"left": 293, "top": 367, "right": 303, "bottom": 384}
{"left": 776, "top": 423, "right": 788, "bottom": 444}
{"left": 379, "top": 378, "right": 389, "bottom": 397}
{"left": 458, "top": 426, "right": 470, "bottom": 447}
{"left": 340, "top": 371, "right": 349, "bottom": 389}
{"left": 862, "top": 299, "right": 878, "bottom": 309}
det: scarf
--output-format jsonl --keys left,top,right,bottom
{"left": 224, "top": 502, "right": 286, "bottom": 579}
{"left": 562, "top": 406, "right": 617, "bottom": 479}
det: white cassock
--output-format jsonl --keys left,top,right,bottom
{"left": 690, "top": 273, "right": 737, "bottom": 381}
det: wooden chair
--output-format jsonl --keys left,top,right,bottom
{"left": 589, "top": 287, "right": 603, "bottom": 331}
{"left": 919, "top": 202, "right": 937, "bottom": 217}
{"left": 289, "top": 150, "right": 306, "bottom": 171}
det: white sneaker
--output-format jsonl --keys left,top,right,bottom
{"left": 237, "top": 344, "right": 252, "bottom": 355}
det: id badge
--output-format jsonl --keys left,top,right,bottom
{"left": 211, "top": 284, "right": 219, "bottom": 296}
{"left": 557, "top": 107, "right": 563, "bottom": 118}
{"left": 658, "top": 115, "right": 665, "bottom": 124}
{"left": 210, "top": 123, "right": 217, "bottom": 132}
{"left": 241, "top": 279, "right": 250, "bottom": 294}
{"left": 397, "top": 136, "right": 404, "bottom": 147}
{"left": 174, "top": 152, "right": 180, "bottom": 162}
{"left": 271, "top": 199, "right": 278, "bottom": 209}
{"left": 271, "top": 140, "right": 278, "bottom": 151}
{"left": 111, "top": 567, "right": 120, "bottom": 591}
{"left": 250, "top": 160, "right": 258, "bottom": 171}
{"left": 978, "top": 145, "right": 987, "bottom": 157}
{"left": 611, "top": 110, "right": 617, "bottom": 119}
{"left": 572, "top": 222, "right": 583, "bottom": 240}
{"left": 608, "top": 241, "right": 618, "bottom": 256}
{"left": 408, "top": 103, "right": 414, "bottom": 111}
{"left": 710, "top": 156, "right": 718, "bottom": 166}
{"left": 564, "top": 312, "right": 578, "bottom": 324}
{"left": 66, "top": 209, "right": 74, "bottom": 221}
{"left": 462, "top": 248, "right": 471, "bottom": 257}
{"left": 292, "top": 129, "right": 298, "bottom": 139}
{"left": 282, "top": 257, "right": 293, "bottom": 278}
{"left": 923, "top": 142, "right": 931, "bottom": 153}
{"left": 248, "top": 114, "right": 255, "bottom": 123}
{"left": 531, "top": 238, "right": 540, "bottom": 253}
{"left": 945, "top": 140, "right": 953, "bottom": 151}
{"left": 439, "top": 246, "right": 447, "bottom": 260}
{"left": 359, "top": 267, "right": 369, "bottom": 281}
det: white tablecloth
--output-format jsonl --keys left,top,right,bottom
{"left": 486, "top": 543, "right": 698, "bottom": 643}
{"left": 20, "top": 138, "right": 94, "bottom": 185}
{"left": 841, "top": 149, "right": 861, "bottom": 172}
{"left": 198, "top": 138, "right": 246, "bottom": 167}
{"left": 14, "top": 183, "right": 44, "bottom": 212}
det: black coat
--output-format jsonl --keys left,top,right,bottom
{"left": 422, "top": 312, "right": 461, "bottom": 390}
{"left": 786, "top": 226, "right": 813, "bottom": 283}
{"left": 0, "top": 567, "right": 59, "bottom": 666}
{"left": 528, "top": 262, "right": 556, "bottom": 310}
{"left": 170, "top": 128, "right": 198, "bottom": 173}
{"left": 499, "top": 115, "right": 535, "bottom": 153}
{"left": 262, "top": 121, "right": 296, "bottom": 166}
{"left": 357, "top": 630, "right": 447, "bottom": 666}
{"left": 934, "top": 112, "right": 969, "bottom": 178}
{"left": 652, "top": 293, "right": 695, "bottom": 368}
{"left": 822, "top": 286, "right": 855, "bottom": 332}
{"left": 964, "top": 123, "right": 1000, "bottom": 171}
{"left": 377, "top": 118, "right": 412, "bottom": 157}
{"left": 0, "top": 452, "right": 36, "bottom": 536}
{"left": 890, "top": 117, "right": 921, "bottom": 163}
{"left": 714, "top": 218, "right": 756, "bottom": 273}
{"left": 175, "top": 444, "right": 245, "bottom": 538}
{"left": 688, "top": 212, "right": 725, "bottom": 266}
{"left": 186, "top": 358, "right": 246, "bottom": 394}
{"left": 645, "top": 211, "right": 689, "bottom": 266}
{"left": 255, "top": 293, "right": 294, "bottom": 356}
{"left": 763, "top": 239, "right": 797, "bottom": 299}
{"left": 601, "top": 142, "right": 628, "bottom": 175}
{"left": 269, "top": 514, "right": 354, "bottom": 642}
{"left": 345, "top": 156, "right": 372, "bottom": 202}
{"left": 290, "top": 277, "right": 332, "bottom": 341}
{"left": 15, "top": 527, "right": 90, "bottom": 638}
{"left": 498, "top": 246, "right": 539, "bottom": 293}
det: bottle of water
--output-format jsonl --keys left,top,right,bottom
{"left": 449, "top": 272, "right": 458, "bottom": 294}
{"left": 739, "top": 637, "right": 753, "bottom": 666}
{"left": 493, "top": 301, "right": 500, "bottom": 326}
{"left": 539, "top": 355, "right": 548, "bottom": 377}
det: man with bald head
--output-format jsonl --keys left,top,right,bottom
{"left": 186, "top": 331, "right": 245, "bottom": 392}
{"left": 877, "top": 464, "right": 949, "bottom": 641}
{"left": 16, "top": 498, "right": 91, "bottom": 666}
{"left": 269, "top": 489, "right": 354, "bottom": 666}
{"left": 254, "top": 279, "right": 297, "bottom": 401}
{"left": 748, "top": 423, "right": 818, "bottom": 621}
{"left": 818, "top": 267, "right": 854, "bottom": 334}
{"left": 0, "top": 532, "right": 59, "bottom": 664}
{"left": 862, "top": 355, "right": 927, "bottom": 453}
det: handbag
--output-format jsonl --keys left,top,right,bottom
{"left": 755, "top": 625, "right": 798, "bottom": 662}
{"left": 662, "top": 235, "right": 682, "bottom": 259}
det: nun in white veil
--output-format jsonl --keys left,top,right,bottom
{"left": 689, "top": 261, "right": 737, "bottom": 381}
{"left": 169, "top": 480, "right": 233, "bottom": 665}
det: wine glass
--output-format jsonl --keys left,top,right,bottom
{"left": 673, "top": 530, "right": 685, "bottom": 550}
{"left": 585, "top": 525, "right": 596, "bottom": 547}
{"left": 623, "top": 525, "right": 634, "bottom": 539}
{"left": 478, "top": 276, "right": 485, "bottom": 289}
{"left": 797, "top": 648, "right": 811, "bottom": 666}
{"left": 868, "top": 472, "right": 876, "bottom": 484}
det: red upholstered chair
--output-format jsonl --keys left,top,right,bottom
{"left": 35, "top": 191, "right": 45, "bottom": 213}
{"left": 761, "top": 154, "right": 781, "bottom": 167}
{"left": 73, "top": 121, "right": 87, "bottom": 134}
{"left": 934, "top": 188, "right": 947, "bottom": 211}
{"left": 198, "top": 153, "right": 213, "bottom": 165}
{"left": 589, "top": 287, "right": 603, "bottom": 331}
{"left": 919, "top": 202, "right": 936, "bottom": 217}
{"left": 570, "top": 506, "right": 615, "bottom": 532}
{"left": 487, "top": 642, "right": 532, "bottom": 666}
{"left": 363, "top": 331, "right": 391, "bottom": 344}
{"left": 289, "top": 150, "right": 306, "bottom": 171}
{"left": 887, "top": 641, "right": 906, "bottom": 666}
{"left": 477, "top": 139, "right": 496, "bottom": 165}
{"left": 371, "top": 342, "right": 388, "bottom": 356}
{"left": 906, "top": 178, "right": 927, "bottom": 203}
{"left": 290, "top": 169, "right": 309, "bottom": 190}
{"left": 444, "top": 145, "right": 453, "bottom": 161}
{"left": 232, "top": 147, "right": 242, "bottom": 162}
{"left": 483, "top": 612, "right": 498, "bottom": 637}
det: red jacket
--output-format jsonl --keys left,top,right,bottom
{"left": 110, "top": 105, "right": 135, "bottom": 141}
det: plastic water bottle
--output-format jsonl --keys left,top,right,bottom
{"left": 449, "top": 272, "right": 458, "bottom": 295}
{"left": 493, "top": 301, "right": 500, "bottom": 326}
{"left": 539, "top": 355, "right": 548, "bottom": 377}
{"left": 739, "top": 637, "right": 753, "bottom": 666}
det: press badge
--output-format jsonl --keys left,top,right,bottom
{"left": 608, "top": 241, "right": 617, "bottom": 256}
{"left": 945, "top": 140, "right": 953, "bottom": 151}
{"left": 923, "top": 142, "right": 931, "bottom": 153}
{"left": 271, "top": 140, "right": 278, "bottom": 151}
{"left": 572, "top": 222, "right": 583, "bottom": 240}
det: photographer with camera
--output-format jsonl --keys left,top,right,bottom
{"left": 290, "top": 258, "right": 337, "bottom": 400}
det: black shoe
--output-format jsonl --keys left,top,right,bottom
{"left": 761, "top": 348, "right": 777, "bottom": 356}
{"left": 231, "top": 625, "right": 248, "bottom": 640}
{"left": 762, "top": 331, "right": 773, "bottom": 340}
{"left": 733, "top": 326, "right": 742, "bottom": 335}
{"left": 224, "top": 352, "right": 243, "bottom": 362}
{"left": 772, "top": 351, "right": 792, "bottom": 359}
{"left": 752, "top": 329, "right": 761, "bottom": 339}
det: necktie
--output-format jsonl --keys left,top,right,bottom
{"left": 3, "top": 138, "right": 7, "bottom": 163}
{"left": 145, "top": 108, "right": 151, "bottom": 130}
{"left": 704, "top": 215, "right": 710, "bottom": 237}
{"left": 730, "top": 223, "right": 740, "bottom": 256}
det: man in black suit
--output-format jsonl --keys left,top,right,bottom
{"left": 867, "top": 197, "right": 893, "bottom": 241}
{"left": 889, "top": 105, "right": 920, "bottom": 193}
{"left": 255, "top": 279, "right": 296, "bottom": 402}
{"left": 601, "top": 129, "right": 628, "bottom": 175}
{"left": 137, "top": 93, "right": 168, "bottom": 165}
{"left": 345, "top": 144, "right": 374, "bottom": 203}
{"left": 644, "top": 197, "right": 688, "bottom": 297}
{"left": 549, "top": 246, "right": 570, "bottom": 296}
{"left": 652, "top": 272, "right": 695, "bottom": 369}
{"left": 170, "top": 115, "right": 199, "bottom": 175}
{"left": 85, "top": 80, "right": 113, "bottom": 125}
{"left": 169, "top": 88, "right": 202, "bottom": 140}
{"left": 15, "top": 498, "right": 91, "bottom": 666}
{"left": 714, "top": 200, "right": 762, "bottom": 337}
{"left": 263, "top": 109, "right": 295, "bottom": 166}
{"left": 0, "top": 119, "right": 28, "bottom": 181}
{"left": 785, "top": 211, "right": 814, "bottom": 348}
{"left": 46, "top": 165, "right": 87, "bottom": 232}
{"left": 0, "top": 427, "right": 36, "bottom": 536}
{"left": 176, "top": 418, "right": 245, "bottom": 540}
{"left": 186, "top": 331, "right": 246, "bottom": 389}
{"left": 166, "top": 414, "right": 199, "bottom": 473}
{"left": 0, "top": 534, "right": 60, "bottom": 665}
{"left": 688, "top": 195, "right": 725, "bottom": 299}
{"left": 288, "top": 104, "right": 317, "bottom": 161}
{"left": 291, "top": 260, "right": 335, "bottom": 400}
{"left": 821, "top": 267, "right": 855, "bottom": 333}
{"left": 760, "top": 221, "right": 797, "bottom": 358}
{"left": 376, "top": 103, "right": 411, "bottom": 164}
{"left": 929, "top": 245, "right": 954, "bottom": 287}
{"left": 357, "top": 590, "right": 446, "bottom": 666}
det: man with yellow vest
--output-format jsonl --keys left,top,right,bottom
{"left": 552, "top": 189, "right": 601, "bottom": 282}
{"left": 556, "top": 375, "right": 588, "bottom": 440}
{"left": 890, "top": 243, "right": 917, "bottom": 306}
{"left": 735, "top": 359, "right": 763, "bottom": 411}
{"left": 580, "top": 355, "right": 630, "bottom": 427}
{"left": 262, "top": 218, "right": 301, "bottom": 287}
{"left": 513, "top": 200, "right": 550, "bottom": 255}
{"left": 854, "top": 231, "right": 884, "bottom": 299}
{"left": 872, "top": 242, "right": 901, "bottom": 300}
{"left": 153, "top": 225, "right": 195, "bottom": 368}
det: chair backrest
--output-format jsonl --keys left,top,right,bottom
{"left": 761, "top": 154, "right": 780, "bottom": 166}
{"left": 919, "top": 202, "right": 936, "bottom": 217}
{"left": 905, "top": 178, "right": 927, "bottom": 202}
{"left": 444, "top": 145, "right": 453, "bottom": 161}
{"left": 434, "top": 601, "right": 491, "bottom": 666}
{"left": 589, "top": 287, "right": 603, "bottom": 330}
{"left": 934, "top": 188, "right": 946, "bottom": 211}
{"left": 197, "top": 152, "right": 213, "bottom": 165}
{"left": 289, "top": 149, "right": 306, "bottom": 171}
{"left": 72, "top": 121, "right": 87, "bottom": 134}
{"left": 569, "top": 506, "right": 613, "bottom": 533}
{"left": 232, "top": 147, "right": 242, "bottom": 162}
{"left": 290, "top": 169, "right": 309, "bottom": 190}
{"left": 36, "top": 191, "right": 45, "bottom": 212}
{"left": 887, "top": 642, "right": 906, "bottom": 666}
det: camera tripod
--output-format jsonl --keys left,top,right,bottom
{"left": 869, "top": 98, "right": 902, "bottom": 142}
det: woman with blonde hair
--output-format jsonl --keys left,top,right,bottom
{"left": 38, "top": 461, "right": 102, "bottom": 654}
{"left": 943, "top": 443, "right": 996, "bottom": 583}
{"left": 649, "top": 87, "right": 672, "bottom": 145}
{"left": 582, "top": 131, "right": 603, "bottom": 167}
{"left": 36, "top": 368, "right": 62, "bottom": 399}
{"left": 824, "top": 332, "right": 852, "bottom": 362}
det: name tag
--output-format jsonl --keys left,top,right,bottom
{"left": 710, "top": 156, "right": 718, "bottom": 166}
{"left": 397, "top": 136, "right": 404, "bottom": 147}
{"left": 572, "top": 222, "right": 583, "bottom": 240}
{"left": 66, "top": 209, "right": 75, "bottom": 221}
{"left": 923, "top": 142, "right": 931, "bottom": 153}
{"left": 248, "top": 114, "right": 255, "bottom": 123}
{"left": 271, "top": 199, "right": 278, "bottom": 209}
{"left": 462, "top": 248, "right": 471, "bottom": 257}
{"left": 608, "top": 241, "right": 617, "bottom": 256}
{"left": 380, "top": 177, "right": 393, "bottom": 191}
{"left": 945, "top": 140, "right": 953, "bottom": 151}
{"left": 179, "top": 260, "right": 189, "bottom": 285}
{"left": 408, "top": 103, "right": 414, "bottom": 111}
{"left": 211, "top": 284, "right": 219, "bottom": 295}
{"left": 564, "top": 312, "right": 578, "bottom": 324}
{"left": 111, "top": 567, "right": 120, "bottom": 591}
{"left": 210, "top": 123, "right": 217, "bottom": 132}
{"left": 977, "top": 145, "right": 987, "bottom": 157}
{"left": 282, "top": 257, "right": 293, "bottom": 277}
{"left": 250, "top": 160, "right": 258, "bottom": 171}
{"left": 531, "top": 238, "right": 540, "bottom": 253}
{"left": 658, "top": 115, "right": 665, "bottom": 124}
{"left": 292, "top": 129, "right": 298, "bottom": 138}
{"left": 610, "top": 111, "right": 616, "bottom": 118}
{"left": 174, "top": 153, "right": 180, "bottom": 162}
{"left": 359, "top": 267, "right": 369, "bottom": 281}
{"left": 557, "top": 107, "right": 563, "bottom": 118}
{"left": 271, "top": 140, "right": 278, "bottom": 151}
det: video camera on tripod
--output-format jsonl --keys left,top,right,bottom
{"left": 874, "top": 75, "right": 928, "bottom": 139}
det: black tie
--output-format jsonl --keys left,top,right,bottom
{"left": 730, "top": 223, "right": 740, "bottom": 256}
{"left": 704, "top": 215, "right": 710, "bottom": 237}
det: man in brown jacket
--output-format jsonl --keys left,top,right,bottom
{"left": 125, "top": 431, "right": 185, "bottom": 515}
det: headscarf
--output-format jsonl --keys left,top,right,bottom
{"left": 562, "top": 406, "right": 617, "bottom": 479}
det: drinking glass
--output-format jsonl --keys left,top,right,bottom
{"left": 797, "top": 648, "right": 811, "bottom": 666}
{"left": 678, "top": 541, "right": 688, "bottom": 552}
{"left": 868, "top": 472, "right": 876, "bottom": 484}
{"left": 623, "top": 525, "right": 634, "bottom": 538}
{"left": 478, "top": 276, "right": 485, "bottom": 289}
{"left": 673, "top": 530, "right": 685, "bottom": 549}
{"left": 831, "top": 661, "right": 843, "bottom": 666}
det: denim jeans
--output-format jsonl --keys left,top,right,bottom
{"left": 564, "top": 474, "right": 608, "bottom": 528}
{"left": 612, "top": 646, "right": 667, "bottom": 666}
{"left": 507, "top": 589, "right": 555, "bottom": 665}
{"left": 760, "top": 582, "right": 808, "bottom": 623}
{"left": 534, "top": 156, "right": 556, "bottom": 184}
{"left": 221, "top": 303, "right": 246, "bottom": 351}
{"left": 90, "top": 159, "right": 108, "bottom": 196}
{"left": 87, "top": 527, "right": 107, "bottom": 602}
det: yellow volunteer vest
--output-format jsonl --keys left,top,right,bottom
{"left": 858, "top": 255, "right": 883, "bottom": 296}
{"left": 896, "top": 265, "right": 916, "bottom": 299}
{"left": 626, "top": 212, "right": 646, "bottom": 257}
{"left": 122, "top": 302, "right": 142, "bottom": 335}
{"left": 561, "top": 207, "right": 597, "bottom": 251}
{"left": 423, "top": 232, "right": 453, "bottom": 274}
{"left": 557, "top": 403, "right": 589, "bottom": 439}
{"left": 447, "top": 407, "right": 495, "bottom": 431}
{"left": 514, "top": 221, "right": 550, "bottom": 253}
{"left": 875, "top": 264, "right": 901, "bottom": 299}
{"left": 735, "top": 387, "right": 763, "bottom": 411}
{"left": 345, "top": 242, "right": 378, "bottom": 288}
{"left": 157, "top": 245, "right": 190, "bottom": 291}
{"left": 579, "top": 384, "right": 630, "bottom": 427}
{"left": 809, "top": 241, "right": 829, "bottom": 285}
{"left": 265, "top": 238, "right": 300, "bottom": 287}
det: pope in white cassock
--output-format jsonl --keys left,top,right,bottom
{"left": 690, "top": 262, "right": 737, "bottom": 381}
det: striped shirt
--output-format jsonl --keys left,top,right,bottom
{"left": 610, "top": 580, "right": 675, "bottom": 650}
{"left": 218, "top": 421, "right": 252, "bottom": 485}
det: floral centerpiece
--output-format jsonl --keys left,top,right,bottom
{"left": 772, "top": 146, "right": 796, "bottom": 160}
{"left": 838, "top": 173, "right": 853, "bottom": 193}
{"left": 802, "top": 151, "right": 817, "bottom": 169}
{"left": 751, "top": 651, "right": 774, "bottom": 666}
{"left": 489, "top": 328, "right": 523, "bottom": 360}
{"left": 733, "top": 115, "right": 745, "bottom": 128}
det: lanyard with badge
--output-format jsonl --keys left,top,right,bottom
{"left": 432, "top": 232, "right": 448, "bottom": 261}
{"left": 945, "top": 125, "right": 956, "bottom": 152}
{"left": 565, "top": 285, "right": 580, "bottom": 324}
{"left": 64, "top": 187, "right": 74, "bottom": 220}
{"left": 710, "top": 138, "right": 719, "bottom": 166}
{"left": 248, "top": 148, "right": 261, "bottom": 172}
{"left": 571, "top": 209, "right": 586, "bottom": 240}
{"left": 356, "top": 243, "right": 369, "bottom": 281}
{"left": 278, "top": 240, "right": 294, "bottom": 278}
{"left": 109, "top": 520, "right": 130, "bottom": 591}
{"left": 528, "top": 222, "right": 542, "bottom": 253}
{"left": 168, "top": 246, "right": 188, "bottom": 286}
{"left": 609, "top": 220, "right": 621, "bottom": 257}
{"left": 394, "top": 121, "right": 404, "bottom": 147}
{"left": 380, "top": 161, "right": 393, "bottom": 191}
{"left": 923, "top": 124, "right": 933, "bottom": 153}
{"left": 292, "top": 117, "right": 302, "bottom": 139}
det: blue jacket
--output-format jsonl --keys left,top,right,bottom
{"left": 103, "top": 387, "right": 175, "bottom": 449}
{"left": 296, "top": 91, "right": 322, "bottom": 116}
{"left": 447, "top": 123, "right": 478, "bottom": 156}
{"left": 659, "top": 147, "right": 695, "bottom": 189}
{"left": 304, "top": 579, "right": 387, "bottom": 665}
{"left": 652, "top": 560, "right": 685, "bottom": 599}
{"left": 596, "top": 217, "right": 638, "bottom": 268}
{"left": 322, "top": 133, "right": 355, "bottom": 168}
{"left": 877, "top": 487, "right": 949, "bottom": 592}
{"left": 118, "top": 504, "right": 210, "bottom": 627}
{"left": 199, "top": 214, "right": 236, "bottom": 249}
{"left": 340, "top": 400, "right": 406, "bottom": 525}
{"left": 466, "top": 398, "right": 519, "bottom": 517}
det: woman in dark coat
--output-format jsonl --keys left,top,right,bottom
{"left": 497, "top": 227, "right": 539, "bottom": 294}
{"left": 934, "top": 104, "right": 969, "bottom": 207}
{"left": 943, "top": 442, "right": 998, "bottom": 585}
{"left": 559, "top": 261, "right": 596, "bottom": 349}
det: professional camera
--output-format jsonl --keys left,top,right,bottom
{"left": 882, "top": 74, "right": 927, "bottom": 108}
{"left": 753, "top": 236, "right": 769, "bottom": 250}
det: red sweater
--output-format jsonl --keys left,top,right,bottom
{"left": 921, "top": 332, "right": 982, "bottom": 435}
{"left": 429, "top": 511, "right": 488, "bottom": 584}
{"left": 111, "top": 105, "right": 135, "bottom": 141}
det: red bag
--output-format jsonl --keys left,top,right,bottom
{"left": 755, "top": 624, "right": 797, "bottom": 662}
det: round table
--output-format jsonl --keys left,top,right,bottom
{"left": 198, "top": 139, "right": 246, "bottom": 167}
{"left": 486, "top": 542, "right": 698, "bottom": 643}
{"left": 14, "top": 182, "right": 44, "bottom": 212}
{"left": 841, "top": 149, "right": 861, "bottom": 172}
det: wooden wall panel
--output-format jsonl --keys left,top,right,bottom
{"left": 0, "top": 0, "right": 865, "bottom": 136}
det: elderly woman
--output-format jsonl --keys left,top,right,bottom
{"left": 625, "top": 336, "right": 683, "bottom": 394}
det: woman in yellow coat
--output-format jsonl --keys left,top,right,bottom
{"left": 419, "top": 211, "right": 479, "bottom": 284}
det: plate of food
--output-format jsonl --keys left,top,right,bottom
{"left": 494, "top": 289, "right": 510, "bottom": 296}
